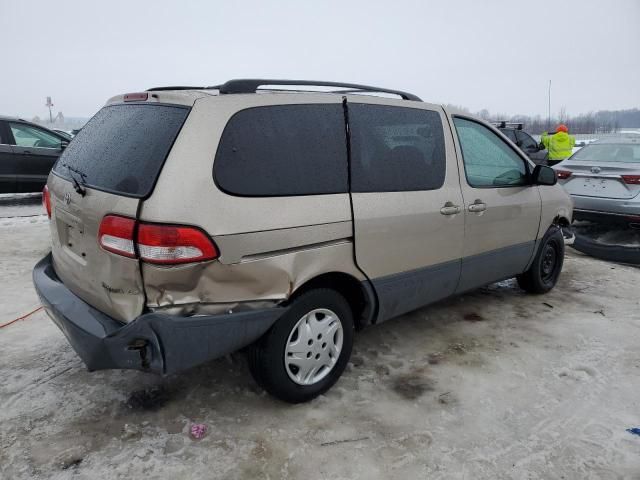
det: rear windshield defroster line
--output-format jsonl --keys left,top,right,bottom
{"left": 53, "top": 103, "right": 190, "bottom": 198}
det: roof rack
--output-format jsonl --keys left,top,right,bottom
{"left": 147, "top": 86, "right": 206, "bottom": 91}
{"left": 148, "top": 79, "right": 422, "bottom": 101}
{"left": 491, "top": 121, "right": 523, "bottom": 130}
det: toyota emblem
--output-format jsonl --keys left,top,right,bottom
{"left": 64, "top": 192, "right": 72, "bottom": 205}
{"left": 591, "top": 166, "right": 601, "bottom": 174}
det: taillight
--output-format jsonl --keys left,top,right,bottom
{"left": 621, "top": 175, "right": 640, "bottom": 185}
{"left": 98, "top": 215, "right": 218, "bottom": 264}
{"left": 123, "top": 92, "right": 148, "bottom": 102}
{"left": 556, "top": 170, "right": 572, "bottom": 180}
{"left": 98, "top": 215, "right": 136, "bottom": 258}
{"left": 137, "top": 223, "right": 218, "bottom": 264}
{"left": 42, "top": 185, "right": 52, "bottom": 218}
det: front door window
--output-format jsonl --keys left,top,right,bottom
{"left": 453, "top": 118, "right": 528, "bottom": 187}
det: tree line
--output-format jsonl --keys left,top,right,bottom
{"left": 446, "top": 106, "right": 640, "bottom": 135}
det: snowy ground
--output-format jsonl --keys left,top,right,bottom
{"left": 1, "top": 202, "right": 639, "bottom": 480}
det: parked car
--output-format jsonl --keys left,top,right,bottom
{"left": 554, "top": 136, "right": 640, "bottom": 228}
{"left": 33, "top": 79, "right": 572, "bottom": 403}
{"left": 52, "top": 129, "right": 74, "bottom": 141}
{"left": 0, "top": 116, "right": 69, "bottom": 193}
{"left": 494, "top": 122, "right": 548, "bottom": 164}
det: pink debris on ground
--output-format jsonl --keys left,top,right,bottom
{"left": 190, "top": 423, "right": 207, "bottom": 439}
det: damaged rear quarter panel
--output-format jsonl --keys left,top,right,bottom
{"left": 142, "top": 237, "right": 364, "bottom": 315}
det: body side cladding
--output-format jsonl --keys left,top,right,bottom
{"left": 456, "top": 241, "right": 535, "bottom": 293}
{"left": 367, "top": 241, "right": 537, "bottom": 324}
{"left": 371, "top": 258, "right": 460, "bottom": 323}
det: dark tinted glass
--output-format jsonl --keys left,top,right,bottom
{"left": 454, "top": 117, "right": 528, "bottom": 187}
{"left": 349, "top": 104, "right": 446, "bottom": 192}
{"left": 53, "top": 104, "right": 189, "bottom": 197}
{"left": 502, "top": 129, "right": 517, "bottom": 142}
{"left": 516, "top": 130, "right": 538, "bottom": 150}
{"left": 214, "top": 104, "right": 347, "bottom": 196}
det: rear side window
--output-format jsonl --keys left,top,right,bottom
{"left": 214, "top": 104, "right": 347, "bottom": 196}
{"left": 53, "top": 104, "right": 189, "bottom": 197}
{"left": 516, "top": 130, "right": 538, "bottom": 150}
{"left": 348, "top": 104, "right": 446, "bottom": 192}
{"left": 453, "top": 117, "right": 528, "bottom": 187}
{"left": 501, "top": 129, "right": 517, "bottom": 142}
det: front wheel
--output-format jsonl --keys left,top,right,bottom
{"left": 248, "top": 289, "right": 354, "bottom": 403}
{"left": 517, "top": 226, "right": 565, "bottom": 294}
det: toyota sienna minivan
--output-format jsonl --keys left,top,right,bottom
{"left": 34, "top": 79, "right": 573, "bottom": 403}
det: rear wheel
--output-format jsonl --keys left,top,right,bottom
{"left": 248, "top": 289, "right": 354, "bottom": 403}
{"left": 517, "top": 226, "right": 564, "bottom": 293}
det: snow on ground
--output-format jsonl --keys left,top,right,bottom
{"left": 1, "top": 204, "right": 640, "bottom": 480}
{"left": 0, "top": 195, "right": 43, "bottom": 220}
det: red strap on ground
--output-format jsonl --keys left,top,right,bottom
{"left": 0, "top": 306, "right": 43, "bottom": 329}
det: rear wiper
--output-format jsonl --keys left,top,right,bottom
{"left": 70, "top": 172, "right": 86, "bottom": 197}
{"left": 62, "top": 163, "right": 87, "bottom": 197}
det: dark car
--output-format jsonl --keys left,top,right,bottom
{"left": 494, "top": 122, "right": 548, "bottom": 165}
{"left": 0, "top": 116, "right": 69, "bottom": 193}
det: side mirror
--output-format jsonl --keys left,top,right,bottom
{"left": 60, "top": 141, "right": 69, "bottom": 151}
{"left": 532, "top": 165, "right": 557, "bottom": 186}
{"left": 538, "top": 143, "right": 546, "bottom": 151}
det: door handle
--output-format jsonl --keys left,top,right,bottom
{"left": 440, "top": 203, "right": 461, "bottom": 216}
{"left": 468, "top": 202, "right": 487, "bottom": 213}
{"left": 23, "top": 150, "right": 31, "bottom": 154}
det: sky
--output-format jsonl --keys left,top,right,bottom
{"left": 1, "top": 0, "right": 638, "bottom": 119}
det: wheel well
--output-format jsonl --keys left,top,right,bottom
{"left": 288, "top": 273, "right": 375, "bottom": 329}
{"left": 553, "top": 215, "right": 571, "bottom": 228}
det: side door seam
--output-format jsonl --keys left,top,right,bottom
{"left": 341, "top": 97, "right": 379, "bottom": 325}
{"left": 441, "top": 107, "right": 466, "bottom": 293}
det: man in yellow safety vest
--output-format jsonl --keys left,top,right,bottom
{"left": 541, "top": 124, "right": 576, "bottom": 166}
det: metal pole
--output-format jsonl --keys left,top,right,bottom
{"left": 547, "top": 80, "right": 551, "bottom": 131}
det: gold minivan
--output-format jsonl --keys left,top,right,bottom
{"left": 34, "top": 79, "right": 572, "bottom": 403}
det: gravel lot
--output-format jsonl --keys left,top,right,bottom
{"left": 1, "top": 203, "right": 639, "bottom": 479}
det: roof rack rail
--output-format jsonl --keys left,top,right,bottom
{"left": 211, "top": 79, "right": 422, "bottom": 101}
{"left": 491, "top": 121, "right": 524, "bottom": 130}
{"left": 147, "top": 86, "right": 207, "bottom": 91}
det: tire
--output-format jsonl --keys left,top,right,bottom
{"left": 248, "top": 289, "right": 354, "bottom": 403}
{"left": 517, "top": 226, "right": 565, "bottom": 294}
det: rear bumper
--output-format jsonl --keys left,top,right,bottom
{"left": 573, "top": 208, "right": 640, "bottom": 226}
{"left": 570, "top": 194, "right": 640, "bottom": 217}
{"left": 33, "top": 253, "right": 285, "bottom": 375}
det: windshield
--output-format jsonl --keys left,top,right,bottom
{"left": 571, "top": 143, "right": 640, "bottom": 163}
{"left": 53, "top": 103, "right": 189, "bottom": 197}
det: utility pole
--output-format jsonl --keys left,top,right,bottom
{"left": 45, "top": 97, "right": 54, "bottom": 123}
{"left": 547, "top": 80, "right": 551, "bottom": 132}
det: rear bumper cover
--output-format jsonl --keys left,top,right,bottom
{"left": 570, "top": 194, "right": 640, "bottom": 217}
{"left": 33, "top": 254, "right": 285, "bottom": 375}
{"left": 573, "top": 208, "right": 640, "bottom": 225}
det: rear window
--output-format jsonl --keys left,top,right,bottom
{"left": 214, "top": 104, "right": 348, "bottom": 196}
{"left": 53, "top": 103, "right": 189, "bottom": 197}
{"left": 571, "top": 143, "right": 640, "bottom": 163}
